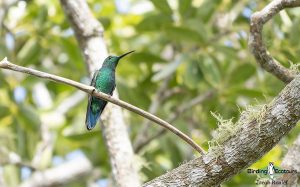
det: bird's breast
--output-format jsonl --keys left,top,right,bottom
{"left": 95, "top": 69, "right": 115, "bottom": 94}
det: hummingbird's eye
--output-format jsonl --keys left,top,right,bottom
{"left": 108, "top": 56, "right": 112, "bottom": 60}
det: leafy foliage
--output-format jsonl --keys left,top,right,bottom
{"left": 0, "top": 0, "right": 299, "bottom": 186}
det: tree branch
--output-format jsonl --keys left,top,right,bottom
{"left": 144, "top": 75, "right": 300, "bottom": 186}
{"left": 249, "top": 0, "right": 300, "bottom": 83}
{"left": 0, "top": 57, "right": 205, "bottom": 155}
{"left": 20, "top": 156, "right": 92, "bottom": 187}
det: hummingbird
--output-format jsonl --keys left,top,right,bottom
{"left": 85, "top": 51, "right": 134, "bottom": 130}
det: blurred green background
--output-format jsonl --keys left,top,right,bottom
{"left": 0, "top": 0, "right": 299, "bottom": 186}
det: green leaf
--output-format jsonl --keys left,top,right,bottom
{"left": 289, "top": 18, "right": 300, "bottom": 47}
{"left": 150, "top": 0, "right": 172, "bottom": 15}
{"left": 183, "top": 60, "right": 204, "bottom": 89}
{"left": 17, "top": 38, "right": 41, "bottom": 65}
{"left": 58, "top": 38, "right": 84, "bottom": 69}
{"left": 18, "top": 104, "right": 40, "bottom": 131}
{"left": 226, "top": 87, "right": 264, "bottom": 98}
{"left": 164, "top": 26, "right": 204, "bottom": 43}
{"left": 152, "top": 56, "right": 182, "bottom": 82}
{"left": 228, "top": 63, "right": 256, "bottom": 84}
{"left": 165, "top": 138, "right": 183, "bottom": 164}
{"left": 0, "top": 105, "right": 10, "bottom": 118}
{"left": 0, "top": 45, "right": 8, "bottom": 59}
{"left": 184, "top": 19, "right": 208, "bottom": 42}
{"left": 136, "top": 13, "right": 172, "bottom": 31}
{"left": 197, "top": 56, "right": 221, "bottom": 86}
{"left": 178, "top": 0, "right": 193, "bottom": 17}
{"left": 197, "top": 0, "right": 221, "bottom": 22}
{"left": 0, "top": 73, "right": 9, "bottom": 88}
{"left": 118, "top": 82, "right": 151, "bottom": 109}
{"left": 129, "top": 52, "right": 165, "bottom": 64}
{"left": 99, "top": 17, "right": 111, "bottom": 29}
{"left": 213, "top": 45, "right": 239, "bottom": 60}
{"left": 36, "top": 5, "right": 48, "bottom": 26}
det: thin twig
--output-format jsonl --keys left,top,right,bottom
{"left": 134, "top": 90, "right": 215, "bottom": 152}
{"left": 0, "top": 57, "right": 205, "bottom": 155}
{"left": 249, "top": 0, "right": 300, "bottom": 83}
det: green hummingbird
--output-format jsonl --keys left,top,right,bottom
{"left": 85, "top": 51, "right": 134, "bottom": 130}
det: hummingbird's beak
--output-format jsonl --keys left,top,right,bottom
{"left": 118, "top": 50, "right": 135, "bottom": 59}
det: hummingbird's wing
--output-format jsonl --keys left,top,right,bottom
{"left": 87, "top": 70, "right": 99, "bottom": 105}
{"left": 110, "top": 84, "right": 116, "bottom": 95}
{"left": 90, "top": 70, "right": 98, "bottom": 87}
{"left": 85, "top": 71, "right": 100, "bottom": 130}
{"left": 94, "top": 83, "right": 115, "bottom": 116}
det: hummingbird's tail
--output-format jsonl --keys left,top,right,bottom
{"left": 85, "top": 105, "right": 101, "bottom": 130}
{"left": 85, "top": 97, "right": 107, "bottom": 130}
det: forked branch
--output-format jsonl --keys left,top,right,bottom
{"left": 249, "top": 0, "right": 300, "bottom": 83}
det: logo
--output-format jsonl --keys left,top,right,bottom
{"left": 247, "top": 162, "right": 298, "bottom": 185}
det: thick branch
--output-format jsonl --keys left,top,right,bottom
{"left": 144, "top": 75, "right": 300, "bottom": 186}
{"left": 249, "top": 0, "right": 300, "bottom": 83}
{"left": 0, "top": 57, "right": 205, "bottom": 155}
{"left": 20, "top": 157, "right": 92, "bottom": 187}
